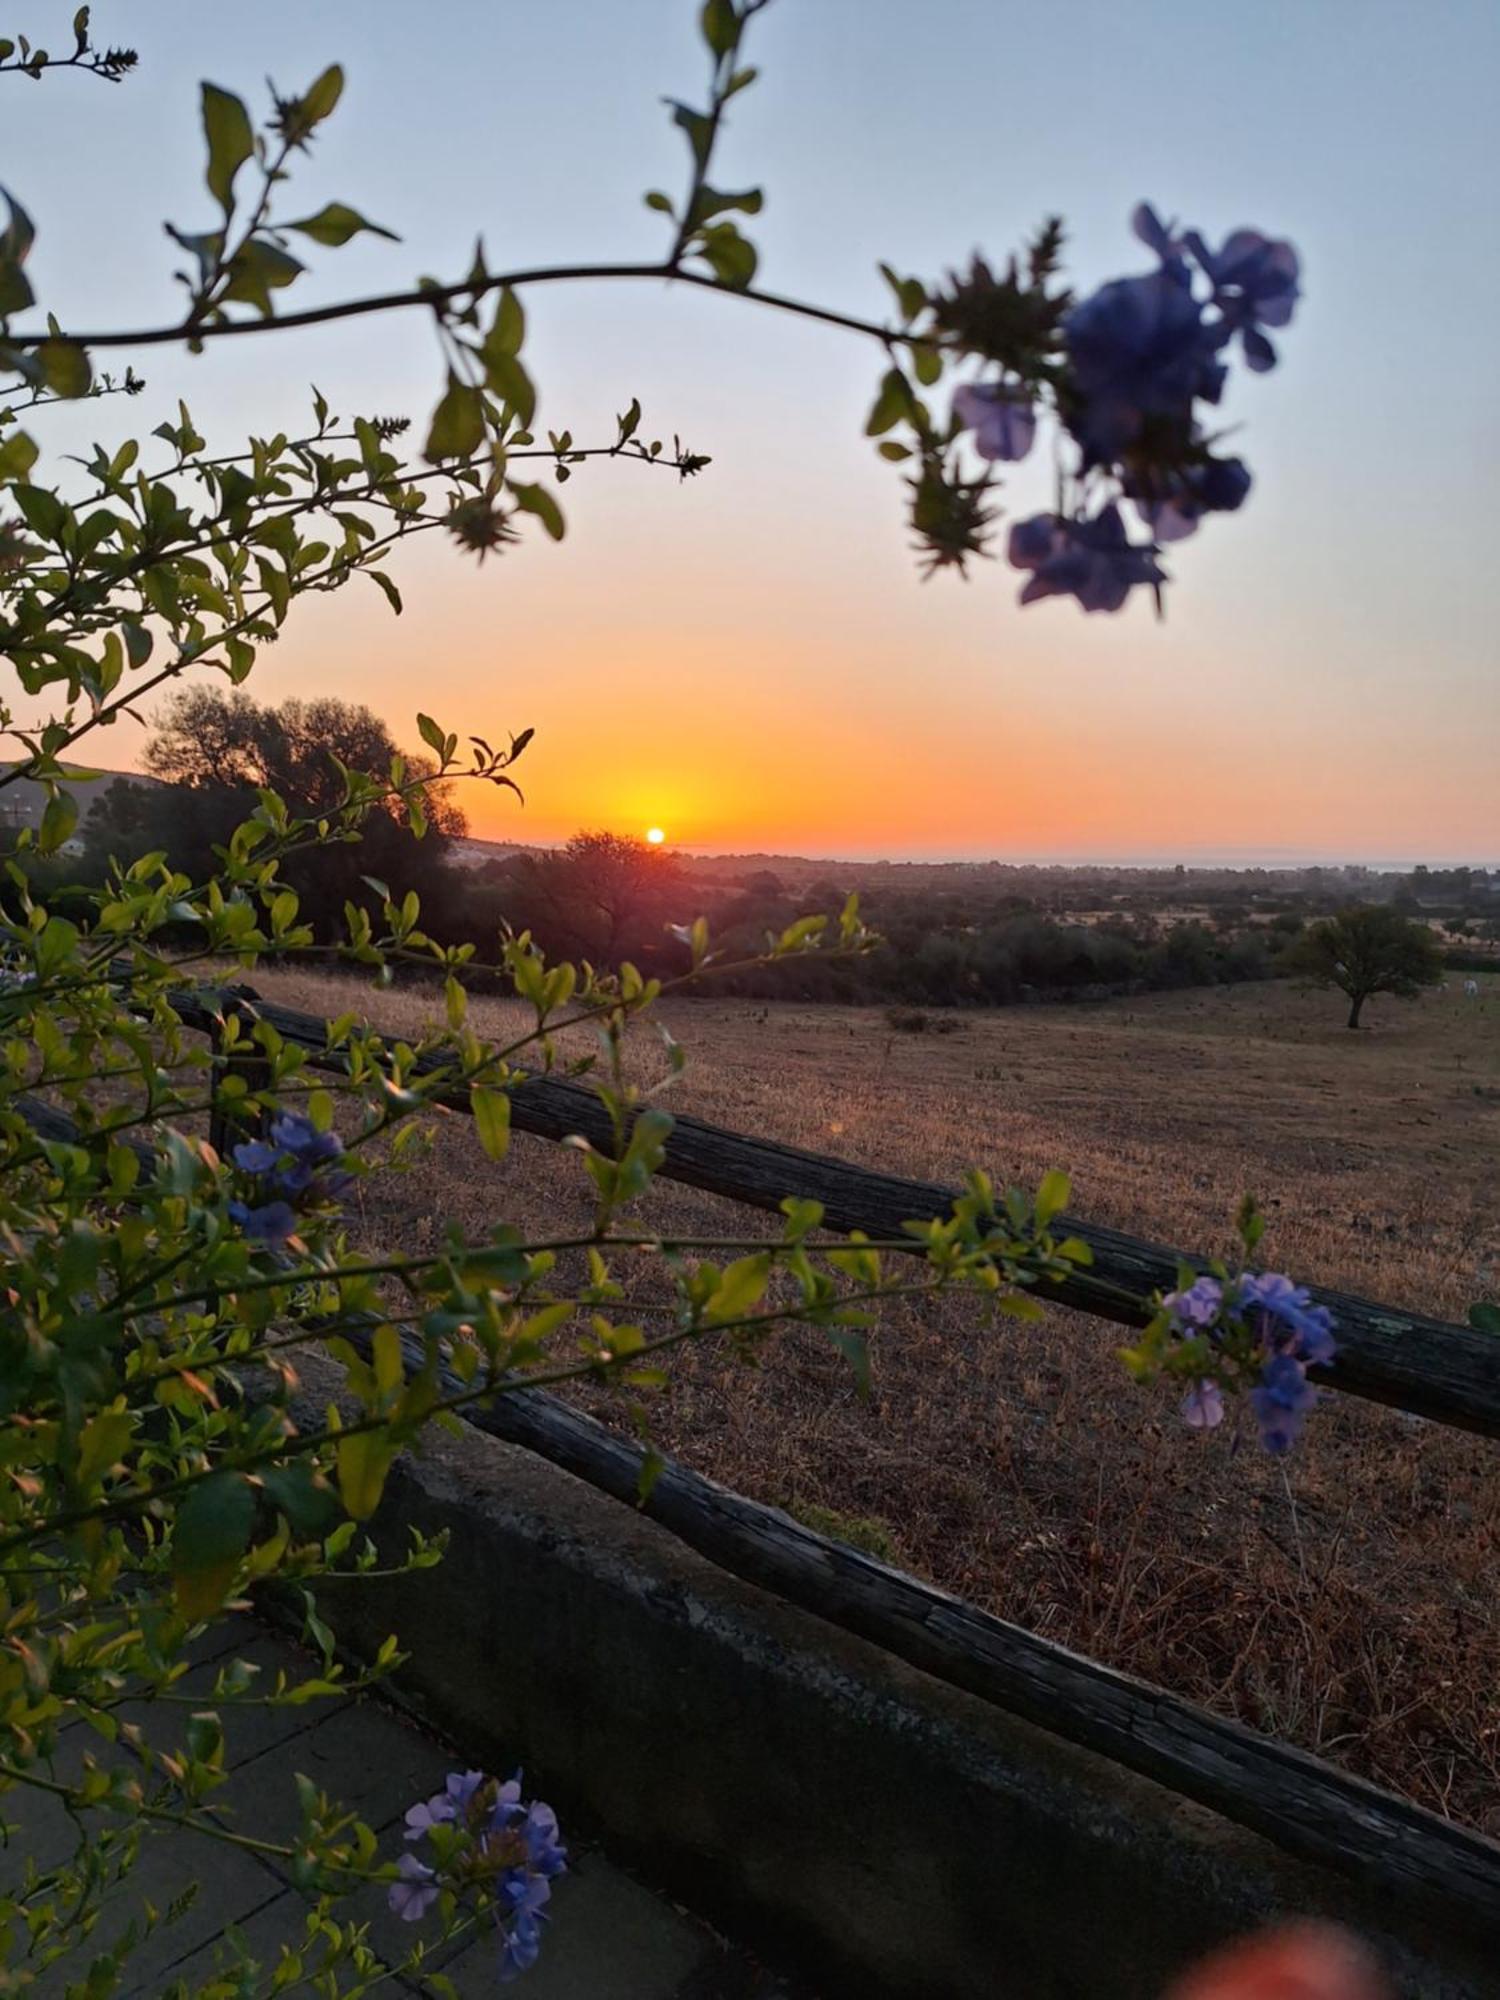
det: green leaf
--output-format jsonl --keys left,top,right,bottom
{"left": 865, "top": 367, "right": 914, "bottom": 437}
{"left": 508, "top": 479, "right": 565, "bottom": 542}
{"left": 219, "top": 235, "right": 305, "bottom": 314}
{"left": 74, "top": 1408, "right": 133, "bottom": 1488}
{"left": 704, "top": 1252, "right": 771, "bottom": 1325}
{"left": 1034, "top": 1170, "right": 1071, "bottom": 1230}
{"left": 695, "top": 220, "right": 757, "bottom": 288}
{"left": 286, "top": 201, "right": 399, "bottom": 248}
{"left": 471, "top": 1083, "right": 511, "bottom": 1161}
{"left": 477, "top": 346, "right": 535, "bottom": 429}
{"left": 336, "top": 1429, "right": 393, "bottom": 1520}
{"left": 425, "top": 374, "right": 484, "bottom": 461}
{"left": 0, "top": 428, "right": 38, "bottom": 479}
{"left": 671, "top": 102, "right": 714, "bottom": 170}
{"left": 700, "top": 0, "right": 740, "bottom": 57}
{"left": 1469, "top": 1302, "right": 1500, "bottom": 1336}
{"left": 826, "top": 1327, "right": 871, "bottom": 1396}
{"left": 368, "top": 569, "right": 402, "bottom": 615}
{"left": 299, "top": 63, "right": 344, "bottom": 128}
{"left": 173, "top": 1471, "right": 255, "bottom": 1617}
{"left": 38, "top": 339, "right": 91, "bottom": 398}
{"left": 39, "top": 790, "right": 77, "bottom": 853}
{"left": 0, "top": 188, "right": 36, "bottom": 316}
{"left": 489, "top": 285, "right": 524, "bottom": 359}
{"left": 201, "top": 83, "right": 255, "bottom": 215}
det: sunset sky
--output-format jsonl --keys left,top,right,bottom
{"left": 11, "top": 0, "right": 1498, "bottom": 863}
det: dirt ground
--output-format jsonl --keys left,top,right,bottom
{"left": 248, "top": 963, "right": 1500, "bottom": 1832}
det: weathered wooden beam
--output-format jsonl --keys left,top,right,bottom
{"left": 166, "top": 982, "right": 1500, "bottom": 1440}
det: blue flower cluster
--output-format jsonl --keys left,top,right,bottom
{"left": 1163, "top": 1271, "right": 1336, "bottom": 1454}
{"left": 392, "top": 1768, "right": 567, "bottom": 1982}
{"left": 227, "top": 1111, "right": 348, "bottom": 1246}
{"left": 951, "top": 202, "right": 1299, "bottom": 614}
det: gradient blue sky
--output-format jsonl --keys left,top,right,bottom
{"left": 9, "top": 0, "right": 1498, "bottom": 862}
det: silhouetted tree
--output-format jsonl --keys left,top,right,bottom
{"left": 504, "top": 831, "right": 686, "bottom": 966}
{"left": 84, "top": 690, "right": 468, "bottom": 940}
{"left": 1285, "top": 904, "right": 1444, "bottom": 1028}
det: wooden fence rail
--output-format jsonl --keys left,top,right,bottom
{"left": 163, "top": 982, "right": 1500, "bottom": 1441}
{"left": 419, "top": 1352, "right": 1500, "bottom": 1932}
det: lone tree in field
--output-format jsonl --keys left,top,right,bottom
{"left": 1286, "top": 904, "right": 1444, "bottom": 1028}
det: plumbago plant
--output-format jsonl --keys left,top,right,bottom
{"left": 0, "top": 3, "right": 1315, "bottom": 1991}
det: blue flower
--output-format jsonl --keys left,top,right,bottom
{"left": 1234, "top": 1272, "right": 1336, "bottom": 1366}
{"left": 1180, "top": 1379, "right": 1225, "bottom": 1430}
{"left": 1007, "top": 505, "right": 1166, "bottom": 615}
{"left": 228, "top": 1110, "right": 347, "bottom": 1245}
{"left": 1159, "top": 1267, "right": 1336, "bottom": 1453}
{"left": 1163, "top": 1274, "right": 1225, "bottom": 1332}
{"left": 1249, "top": 1351, "right": 1319, "bottom": 1454}
{"left": 389, "top": 1853, "right": 440, "bottom": 1922}
{"left": 404, "top": 1769, "right": 488, "bottom": 1840}
{"left": 226, "top": 1198, "right": 298, "bottom": 1245}
{"left": 1131, "top": 201, "right": 1190, "bottom": 275}
{"left": 952, "top": 381, "right": 1037, "bottom": 462}
{"left": 268, "top": 1111, "right": 345, "bottom": 1166}
{"left": 1130, "top": 454, "right": 1252, "bottom": 543}
{"left": 499, "top": 1892, "right": 549, "bottom": 1981}
{"left": 399, "top": 1767, "right": 567, "bottom": 1978}
{"left": 1063, "top": 269, "right": 1227, "bottom": 464}
{"left": 1184, "top": 226, "right": 1300, "bottom": 371}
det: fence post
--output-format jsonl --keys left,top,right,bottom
{"left": 207, "top": 985, "right": 272, "bottom": 1160}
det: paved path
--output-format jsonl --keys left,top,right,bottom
{"left": 3, "top": 1619, "right": 802, "bottom": 1998}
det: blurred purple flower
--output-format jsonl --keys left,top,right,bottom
{"left": 1131, "top": 455, "right": 1252, "bottom": 543}
{"left": 1131, "top": 201, "right": 1190, "bottom": 274}
{"left": 1236, "top": 1271, "right": 1337, "bottom": 1366}
{"left": 1063, "top": 270, "right": 1226, "bottom": 464}
{"left": 952, "top": 381, "right": 1037, "bottom": 462}
{"left": 389, "top": 1853, "right": 440, "bottom": 1922}
{"left": 226, "top": 1198, "right": 297, "bottom": 1245}
{"left": 1007, "top": 505, "right": 1166, "bottom": 615}
{"left": 1181, "top": 1380, "right": 1225, "bottom": 1430}
{"left": 399, "top": 1766, "right": 567, "bottom": 1979}
{"left": 404, "top": 1769, "right": 488, "bottom": 1841}
{"left": 229, "top": 1109, "right": 347, "bottom": 1244}
{"left": 268, "top": 1111, "right": 345, "bottom": 1166}
{"left": 1250, "top": 1351, "right": 1319, "bottom": 1454}
{"left": 1185, "top": 226, "right": 1300, "bottom": 370}
{"left": 499, "top": 1885, "right": 551, "bottom": 1981}
{"left": 1163, "top": 1274, "right": 1225, "bottom": 1332}
{"left": 1161, "top": 1267, "right": 1335, "bottom": 1453}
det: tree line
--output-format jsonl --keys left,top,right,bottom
{"left": 15, "top": 689, "right": 1452, "bottom": 1026}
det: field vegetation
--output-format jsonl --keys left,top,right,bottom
{"left": 247, "top": 961, "right": 1500, "bottom": 1835}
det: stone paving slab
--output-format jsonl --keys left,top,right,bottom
{"left": 3, "top": 1619, "right": 811, "bottom": 1998}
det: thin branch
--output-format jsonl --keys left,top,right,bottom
{"left": 3, "top": 262, "right": 899, "bottom": 355}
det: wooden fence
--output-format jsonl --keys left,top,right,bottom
{"left": 12, "top": 977, "right": 1500, "bottom": 1939}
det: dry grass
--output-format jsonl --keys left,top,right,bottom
{"left": 251, "top": 963, "right": 1500, "bottom": 1831}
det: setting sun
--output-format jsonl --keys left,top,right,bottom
{"left": 645, "top": 826, "right": 666, "bottom": 845}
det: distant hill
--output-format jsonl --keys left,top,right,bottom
{"left": 0, "top": 764, "right": 159, "bottom": 840}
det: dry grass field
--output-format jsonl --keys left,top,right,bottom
{"left": 250, "top": 963, "right": 1500, "bottom": 1831}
